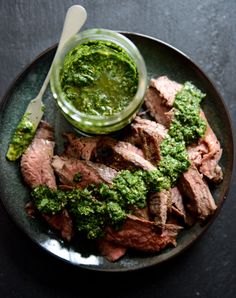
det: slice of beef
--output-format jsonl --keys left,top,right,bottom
{"left": 35, "top": 121, "right": 54, "bottom": 140}
{"left": 124, "top": 131, "right": 142, "bottom": 149}
{"left": 187, "top": 111, "right": 223, "bottom": 183}
{"left": 132, "top": 207, "right": 150, "bottom": 220}
{"left": 21, "top": 121, "right": 57, "bottom": 189}
{"left": 63, "top": 133, "right": 102, "bottom": 160}
{"left": 42, "top": 209, "right": 73, "bottom": 241}
{"left": 170, "top": 187, "right": 195, "bottom": 225}
{"left": 199, "top": 111, "right": 223, "bottom": 182}
{"left": 117, "top": 140, "right": 145, "bottom": 158}
{"left": 187, "top": 142, "right": 209, "bottom": 167}
{"left": 95, "top": 137, "right": 156, "bottom": 171}
{"left": 144, "top": 86, "right": 174, "bottom": 127}
{"left": 85, "top": 161, "right": 118, "bottom": 184}
{"left": 132, "top": 116, "right": 167, "bottom": 135}
{"left": 178, "top": 165, "right": 217, "bottom": 220}
{"left": 105, "top": 214, "right": 182, "bottom": 253}
{"left": 170, "top": 187, "right": 186, "bottom": 220}
{"left": 150, "top": 76, "right": 182, "bottom": 107}
{"left": 98, "top": 239, "right": 127, "bottom": 262}
{"left": 129, "top": 117, "right": 167, "bottom": 164}
{"left": 148, "top": 190, "right": 171, "bottom": 228}
{"left": 52, "top": 156, "right": 117, "bottom": 188}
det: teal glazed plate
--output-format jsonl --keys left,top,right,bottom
{"left": 0, "top": 32, "right": 234, "bottom": 272}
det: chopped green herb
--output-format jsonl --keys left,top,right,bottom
{"left": 60, "top": 40, "right": 138, "bottom": 116}
{"left": 73, "top": 172, "right": 82, "bottom": 182}
{"left": 32, "top": 185, "right": 67, "bottom": 214}
{"left": 6, "top": 113, "right": 36, "bottom": 161}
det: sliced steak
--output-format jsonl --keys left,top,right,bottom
{"left": 170, "top": 187, "right": 186, "bottom": 220}
{"left": 165, "top": 187, "right": 196, "bottom": 226}
{"left": 21, "top": 121, "right": 57, "bottom": 189}
{"left": 199, "top": 111, "right": 223, "bottom": 182}
{"left": 170, "top": 186, "right": 195, "bottom": 225}
{"left": 178, "top": 165, "right": 217, "bottom": 220}
{"left": 63, "top": 133, "right": 101, "bottom": 160}
{"left": 95, "top": 137, "right": 156, "bottom": 171}
{"left": 85, "top": 161, "right": 118, "bottom": 184}
{"left": 132, "top": 207, "right": 150, "bottom": 220}
{"left": 98, "top": 239, "right": 127, "bottom": 262}
{"left": 187, "top": 111, "right": 223, "bottom": 183}
{"left": 187, "top": 142, "right": 209, "bottom": 167}
{"left": 52, "top": 156, "right": 117, "bottom": 188}
{"left": 144, "top": 86, "right": 173, "bottom": 127}
{"left": 105, "top": 214, "right": 182, "bottom": 253}
{"left": 150, "top": 76, "right": 182, "bottom": 107}
{"left": 35, "top": 122, "right": 54, "bottom": 140}
{"left": 119, "top": 141, "right": 145, "bottom": 158}
{"left": 129, "top": 117, "right": 167, "bottom": 164}
{"left": 43, "top": 209, "right": 73, "bottom": 241}
{"left": 149, "top": 190, "right": 171, "bottom": 228}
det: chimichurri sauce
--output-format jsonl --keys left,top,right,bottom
{"left": 157, "top": 81, "right": 206, "bottom": 188}
{"left": 60, "top": 40, "right": 138, "bottom": 116}
{"left": 6, "top": 114, "right": 35, "bottom": 161}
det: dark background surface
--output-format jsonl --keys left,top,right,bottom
{"left": 0, "top": 0, "right": 235, "bottom": 297}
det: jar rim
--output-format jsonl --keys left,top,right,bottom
{"left": 50, "top": 28, "right": 147, "bottom": 128}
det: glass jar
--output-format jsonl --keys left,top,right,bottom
{"left": 50, "top": 28, "right": 147, "bottom": 135}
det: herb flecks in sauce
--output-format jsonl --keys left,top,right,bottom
{"left": 73, "top": 172, "right": 82, "bottom": 182}
{"left": 6, "top": 113, "right": 36, "bottom": 161}
{"left": 31, "top": 82, "right": 207, "bottom": 240}
{"left": 60, "top": 40, "right": 138, "bottom": 116}
{"left": 32, "top": 185, "right": 67, "bottom": 214}
{"left": 32, "top": 170, "right": 145, "bottom": 239}
{"left": 156, "top": 81, "right": 206, "bottom": 188}
{"left": 171, "top": 82, "right": 206, "bottom": 144}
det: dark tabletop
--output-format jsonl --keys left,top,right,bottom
{"left": 0, "top": 0, "right": 236, "bottom": 297}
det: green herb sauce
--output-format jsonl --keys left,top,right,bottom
{"left": 31, "top": 82, "right": 206, "bottom": 240}
{"left": 32, "top": 185, "right": 67, "bottom": 214}
{"left": 73, "top": 172, "right": 82, "bottom": 182}
{"left": 146, "top": 81, "right": 206, "bottom": 190}
{"left": 60, "top": 40, "right": 138, "bottom": 116}
{"left": 6, "top": 114, "right": 36, "bottom": 161}
{"left": 170, "top": 82, "right": 206, "bottom": 145}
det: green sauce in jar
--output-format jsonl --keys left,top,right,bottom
{"left": 60, "top": 40, "right": 138, "bottom": 116}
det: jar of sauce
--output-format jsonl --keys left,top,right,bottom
{"left": 50, "top": 28, "right": 147, "bottom": 134}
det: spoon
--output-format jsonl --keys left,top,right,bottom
{"left": 6, "top": 5, "right": 87, "bottom": 161}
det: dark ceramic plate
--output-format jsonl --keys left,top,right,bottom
{"left": 0, "top": 32, "right": 233, "bottom": 272}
